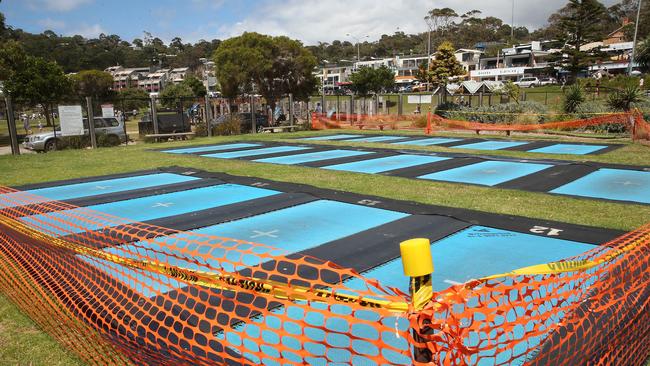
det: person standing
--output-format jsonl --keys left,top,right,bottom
{"left": 22, "top": 114, "right": 30, "bottom": 134}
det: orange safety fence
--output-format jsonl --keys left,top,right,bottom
{"left": 0, "top": 186, "right": 649, "bottom": 365}
{"left": 430, "top": 111, "right": 650, "bottom": 141}
{"left": 311, "top": 112, "right": 421, "bottom": 131}
{"left": 311, "top": 110, "right": 650, "bottom": 142}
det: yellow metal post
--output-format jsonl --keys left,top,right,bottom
{"left": 400, "top": 238, "right": 434, "bottom": 363}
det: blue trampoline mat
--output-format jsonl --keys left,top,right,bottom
{"left": 419, "top": 160, "right": 552, "bottom": 186}
{"left": 347, "top": 136, "right": 408, "bottom": 143}
{"left": 255, "top": 149, "right": 374, "bottom": 165}
{"left": 392, "top": 137, "right": 463, "bottom": 146}
{"left": 346, "top": 225, "right": 594, "bottom": 292}
{"left": 163, "top": 143, "right": 262, "bottom": 154}
{"left": 527, "top": 143, "right": 608, "bottom": 155}
{"left": 87, "top": 199, "right": 411, "bottom": 364}
{"left": 325, "top": 155, "right": 450, "bottom": 174}
{"left": 0, "top": 173, "right": 198, "bottom": 209}
{"left": 450, "top": 140, "right": 530, "bottom": 151}
{"left": 86, "top": 199, "right": 408, "bottom": 297}
{"left": 301, "top": 134, "right": 364, "bottom": 141}
{"left": 21, "top": 184, "right": 279, "bottom": 237}
{"left": 551, "top": 168, "right": 650, "bottom": 204}
{"left": 202, "top": 146, "right": 312, "bottom": 159}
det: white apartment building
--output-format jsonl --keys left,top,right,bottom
{"left": 471, "top": 41, "right": 558, "bottom": 81}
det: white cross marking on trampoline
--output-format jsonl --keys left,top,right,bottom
{"left": 152, "top": 202, "right": 174, "bottom": 208}
{"left": 482, "top": 170, "right": 499, "bottom": 174}
{"left": 615, "top": 181, "right": 641, "bottom": 186}
{"left": 251, "top": 230, "right": 279, "bottom": 238}
{"left": 94, "top": 185, "right": 111, "bottom": 190}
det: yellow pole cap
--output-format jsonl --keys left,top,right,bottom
{"left": 400, "top": 238, "right": 434, "bottom": 277}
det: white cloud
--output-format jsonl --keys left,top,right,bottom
{"left": 67, "top": 23, "right": 106, "bottom": 38}
{"left": 38, "top": 18, "right": 66, "bottom": 30}
{"left": 219, "top": 0, "right": 621, "bottom": 45}
{"left": 28, "top": 0, "right": 93, "bottom": 12}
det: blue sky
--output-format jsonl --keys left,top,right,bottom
{"left": 1, "top": 0, "right": 620, "bottom": 45}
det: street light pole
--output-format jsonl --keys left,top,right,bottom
{"left": 346, "top": 33, "right": 368, "bottom": 62}
{"left": 628, "top": 0, "right": 643, "bottom": 75}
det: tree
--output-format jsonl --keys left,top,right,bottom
{"left": 418, "top": 42, "right": 464, "bottom": 89}
{"left": 117, "top": 88, "right": 150, "bottom": 111}
{"left": 70, "top": 70, "right": 114, "bottom": 100}
{"left": 0, "top": 40, "right": 27, "bottom": 82}
{"left": 159, "top": 83, "right": 194, "bottom": 108}
{"left": 4, "top": 56, "right": 73, "bottom": 126}
{"left": 182, "top": 75, "right": 207, "bottom": 97}
{"left": 636, "top": 37, "right": 650, "bottom": 72}
{"left": 349, "top": 65, "right": 395, "bottom": 97}
{"left": 551, "top": 0, "right": 609, "bottom": 81}
{"left": 213, "top": 32, "right": 318, "bottom": 109}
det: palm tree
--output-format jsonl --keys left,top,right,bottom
{"left": 636, "top": 38, "right": 650, "bottom": 73}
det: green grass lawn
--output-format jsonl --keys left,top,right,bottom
{"left": 0, "top": 129, "right": 649, "bottom": 365}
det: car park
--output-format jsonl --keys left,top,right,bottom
{"left": 23, "top": 117, "right": 126, "bottom": 152}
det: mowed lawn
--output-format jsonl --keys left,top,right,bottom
{"left": 0, "top": 129, "right": 649, "bottom": 365}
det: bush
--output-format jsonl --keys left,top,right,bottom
{"left": 607, "top": 85, "right": 644, "bottom": 111}
{"left": 442, "top": 101, "right": 549, "bottom": 124}
{"left": 563, "top": 84, "right": 585, "bottom": 113}
{"left": 212, "top": 115, "right": 241, "bottom": 136}
{"left": 573, "top": 101, "right": 625, "bottom": 133}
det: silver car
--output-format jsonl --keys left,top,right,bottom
{"left": 23, "top": 117, "right": 126, "bottom": 152}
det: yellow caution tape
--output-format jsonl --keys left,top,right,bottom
{"left": 0, "top": 215, "right": 409, "bottom": 313}
{"left": 480, "top": 235, "right": 647, "bottom": 282}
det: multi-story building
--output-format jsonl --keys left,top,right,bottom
{"left": 138, "top": 69, "right": 170, "bottom": 94}
{"left": 471, "top": 41, "right": 559, "bottom": 81}
{"left": 169, "top": 67, "right": 189, "bottom": 85}
{"left": 105, "top": 66, "right": 150, "bottom": 90}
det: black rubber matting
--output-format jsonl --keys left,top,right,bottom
{"left": 155, "top": 141, "right": 650, "bottom": 206}
{"left": 295, "top": 133, "right": 625, "bottom": 155}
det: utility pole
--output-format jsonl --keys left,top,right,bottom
{"left": 511, "top": 0, "right": 516, "bottom": 44}
{"left": 628, "top": 0, "right": 643, "bottom": 75}
{"left": 346, "top": 33, "right": 368, "bottom": 62}
{"left": 86, "top": 97, "right": 97, "bottom": 149}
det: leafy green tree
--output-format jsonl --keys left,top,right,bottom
{"left": 159, "top": 83, "right": 194, "bottom": 108}
{"left": 213, "top": 32, "right": 318, "bottom": 108}
{"left": 0, "top": 40, "right": 27, "bottom": 82}
{"left": 182, "top": 75, "right": 207, "bottom": 97}
{"left": 349, "top": 65, "right": 395, "bottom": 97}
{"left": 4, "top": 55, "right": 73, "bottom": 126}
{"left": 70, "top": 70, "right": 114, "bottom": 100}
{"left": 551, "top": 0, "right": 609, "bottom": 81}
{"left": 117, "top": 88, "right": 150, "bottom": 111}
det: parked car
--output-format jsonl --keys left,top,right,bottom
{"left": 539, "top": 77, "right": 557, "bottom": 86}
{"left": 514, "top": 77, "right": 540, "bottom": 88}
{"left": 23, "top": 117, "right": 126, "bottom": 152}
{"left": 211, "top": 112, "right": 271, "bottom": 133}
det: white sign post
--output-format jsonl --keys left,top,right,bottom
{"left": 58, "top": 105, "right": 84, "bottom": 136}
{"left": 101, "top": 104, "right": 114, "bottom": 118}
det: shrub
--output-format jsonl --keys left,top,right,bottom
{"left": 573, "top": 101, "right": 625, "bottom": 133}
{"left": 212, "top": 115, "right": 241, "bottom": 136}
{"left": 442, "top": 101, "right": 549, "bottom": 124}
{"left": 563, "top": 84, "right": 585, "bottom": 113}
{"left": 607, "top": 86, "right": 644, "bottom": 111}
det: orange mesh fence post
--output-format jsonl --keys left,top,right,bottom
{"left": 425, "top": 112, "right": 432, "bottom": 135}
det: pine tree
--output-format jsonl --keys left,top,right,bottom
{"left": 423, "top": 42, "right": 464, "bottom": 88}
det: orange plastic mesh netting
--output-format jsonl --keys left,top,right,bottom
{"left": 0, "top": 185, "right": 649, "bottom": 365}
